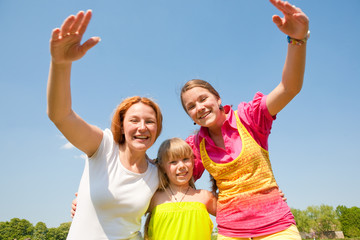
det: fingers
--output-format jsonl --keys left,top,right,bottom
{"left": 272, "top": 15, "right": 283, "bottom": 28}
{"left": 81, "top": 37, "right": 101, "bottom": 52}
{"left": 51, "top": 28, "right": 61, "bottom": 41}
{"left": 269, "top": 0, "right": 300, "bottom": 16}
{"left": 77, "top": 10, "right": 93, "bottom": 36}
{"left": 69, "top": 11, "right": 85, "bottom": 34}
{"left": 59, "top": 10, "right": 92, "bottom": 38}
{"left": 60, "top": 15, "right": 76, "bottom": 37}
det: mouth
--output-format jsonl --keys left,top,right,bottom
{"left": 177, "top": 171, "right": 188, "bottom": 177}
{"left": 134, "top": 135, "right": 150, "bottom": 140}
{"left": 198, "top": 111, "right": 211, "bottom": 120}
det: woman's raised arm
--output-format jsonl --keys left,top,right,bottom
{"left": 47, "top": 10, "right": 102, "bottom": 157}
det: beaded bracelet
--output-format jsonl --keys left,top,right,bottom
{"left": 287, "top": 30, "right": 310, "bottom": 46}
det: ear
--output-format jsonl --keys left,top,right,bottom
{"left": 217, "top": 98, "right": 222, "bottom": 106}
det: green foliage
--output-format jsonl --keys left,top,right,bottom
{"left": 336, "top": 205, "right": 360, "bottom": 238}
{"left": 0, "top": 218, "right": 33, "bottom": 240}
{"left": 291, "top": 204, "right": 341, "bottom": 233}
{"left": 33, "top": 222, "right": 48, "bottom": 240}
{"left": 291, "top": 208, "right": 312, "bottom": 232}
{"left": 0, "top": 219, "right": 71, "bottom": 240}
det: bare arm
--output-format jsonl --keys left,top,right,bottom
{"left": 47, "top": 10, "right": 102, "bottom": 156}
{"left": 266, "top": 0, "right": 309, "bottom": 116}
{"left": 203, "top": 190, "right": 217, "bottom": 216}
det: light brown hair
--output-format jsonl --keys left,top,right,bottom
{"left": 180, "top": 79, "right": 221, "bottom": 113}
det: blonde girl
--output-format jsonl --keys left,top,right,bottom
{"left": 145, "top": 138, "right": 217, "bottom": 240}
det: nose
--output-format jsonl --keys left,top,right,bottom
{"left": 178, "top": 160, "right": 186, "bottom": 169}
{"left": 138, "top": 121, "right": 147, "bottom": 131}
{"left": 195, "top": 102, "right": 205, "bottom": 113}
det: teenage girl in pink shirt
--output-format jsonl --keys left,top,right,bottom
{"left": 180, "top": 0, "right": 309, "bottom": 239}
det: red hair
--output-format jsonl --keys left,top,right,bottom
{"left": 111, "top": 96, "right": 163, "bottom": 145}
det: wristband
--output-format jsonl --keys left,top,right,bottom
{"left": 287, "top": 30, "right": 310, "bottom": 46}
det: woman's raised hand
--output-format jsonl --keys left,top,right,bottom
{"left": 269, "top": 0, "right": 309, "bottom": 40}
{"left": 50, "top": 10, "right": 100, "bottom": 64}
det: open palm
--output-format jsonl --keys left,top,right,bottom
{"left": 50, "top": 10, "right": 100, "bottom": 64}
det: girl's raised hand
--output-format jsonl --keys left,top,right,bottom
{"left": 50, "top": 10, "right": 100, "bottom": 64}
{"left": 269, "top": 0, "right": 309, "bottom": 40}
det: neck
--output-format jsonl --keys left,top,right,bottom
{"left": 119, "top": 145, "right": 148, "bottom": 173}
{"left": 168, "top": 183, "right": 190, "bottom": 193}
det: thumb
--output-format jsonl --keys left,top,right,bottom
{"left": 81, "top": 36, "right": 101, "bottom": 53}
{"left": 272, "top": 15, "right": 283, "bottom": 28}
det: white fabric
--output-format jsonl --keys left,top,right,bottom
{"left": 67, "top": 129, "right": 159, "bottom": 240}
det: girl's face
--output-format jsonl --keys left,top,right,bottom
{"left": 181, "top": 87, "right": 222, "bottom": 128}
{"left": 122, "top": 102, "right": 158, "bottom": 152}
{"left": 163, "top": 157, "right": 194, "bottom": 186}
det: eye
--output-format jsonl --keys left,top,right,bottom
{"left": 146, "top": 119, "right": 155, "bottom": 124}
{"left": 200, "top": 96, "right": 207, "bottom": 102}
{"left": 187, "top": 104, "right": 195, "bottom": 111}
{"left": 183, "top": 158, "right": 190, "bottom": 162}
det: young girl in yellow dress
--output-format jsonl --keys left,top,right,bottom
{"left": 144, "top": 137, "right": 217, "bottom": 240}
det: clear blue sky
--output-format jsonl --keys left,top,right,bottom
{"left": 1, "top": 0, "right": 359, "bottom": 228}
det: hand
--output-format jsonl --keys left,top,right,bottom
{"left": 269, "top": 0, "right": 309, "bottom": 40}
{"left": 279, "top": 189, "right": 287, "bottom": 202}
{"left": 71, "top": 192, "right": 78, "bottom": 218}
{"left": 50, "top": 10, "right": 100, "bottom": 64}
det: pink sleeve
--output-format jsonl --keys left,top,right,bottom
{"left": 237, "top": 92, "right": 275, "bottom": 150}
{"left": 185, "top": 135, "right": 205, "bottom": 181}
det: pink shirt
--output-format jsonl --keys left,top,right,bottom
{"left": 186, "top": 92, "right": 276, "bottom": 180}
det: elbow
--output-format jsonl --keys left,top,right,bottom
{"left": 282, "top": 80, "right": 303, "bottom": 99}
{"left": 47, "top": 107, "right": 71, "bottom": 125}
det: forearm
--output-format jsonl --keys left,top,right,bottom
{"left": 47, "top": 61, "right": 73, "bottom": 123}
{"left": 281, "top": 42, "right": 306, "bottom": 96}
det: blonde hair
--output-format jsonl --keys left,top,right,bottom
{"left": 156, "top": 137, "right": 196, "bottom": 190}
{"left": 144, "top": 138, "right": 195, "bottom": 239}
{"left": 111, "top": 96, "right": 163, "bottom": 145}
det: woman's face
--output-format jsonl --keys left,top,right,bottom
{"left": 163, "top": 157, "right": 194, "bottom": 187}
{"left": 122, "top": 102, "right": 157, "bottom": 152}
{"left": 181, "top": 87, "right": 222, "bottom": 128}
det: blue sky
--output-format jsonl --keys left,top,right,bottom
{"left": 0, "top": 0, "right": 359, "bottom": 228}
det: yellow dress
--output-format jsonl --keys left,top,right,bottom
{"left": 147, "top": 202, "right": 213, "bottom": 240}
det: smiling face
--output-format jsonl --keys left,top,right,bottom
{"left": 122, "top": 102, "right": 157, "bottom": 152}
{"left": 181, "top": 87, "right": 222, "bottom": 128}
{"left": 164, "top": 157, "right": 194, "bottom": 187}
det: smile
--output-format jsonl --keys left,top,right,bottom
{"left": 199, "top": 111, "right": 211, "bottom": 119}
{"left": 134, "top": 135, "right": 149, "bottom": 140}
{"left": 177, "top": 171, "right": 188, "bottom": 177}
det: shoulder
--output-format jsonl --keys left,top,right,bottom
{"left": 148, "top": 190, "right": 167, "bottom": 212}
{"left": 89, "top": 128, "right": 114, "bottom": 160}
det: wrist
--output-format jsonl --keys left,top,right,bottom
{"left": 287, "top": 30, "right": 310, "bottom": 46}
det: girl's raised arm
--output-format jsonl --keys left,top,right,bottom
{"left": 266, "top": 0, "right": 309, "bottom": 116}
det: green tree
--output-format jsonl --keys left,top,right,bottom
{"left": 336, "top": 205, "right": 360, "bottom": 238}
{"left": 0, "top": 218, "right": 33, "bottom": 240}
{"left": 46, "top": 227, "right": 58, "bottom": 240}
{"left": 33, "top": 221, "right": 48, "bottom": 240}
{"left": 306, "top": 205, "right": 341, "bottom": 232}
{"left": 45, "top": 222, "right": 71, "bottom": 240}
{"left": 56, "top": 222, "right": 71, "bottom": 240}
{"left": 317, "top": 205, "right": 341, "bottom": 232}
{"left": 291, "top": 208, "right": 312, "bottom": 232}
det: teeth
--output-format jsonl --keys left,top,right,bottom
{"left": 199, "top": 112, "right": 210, "bottom": 119}
{"left": 135, "top": 136, "right": 148, "bottom": 139}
